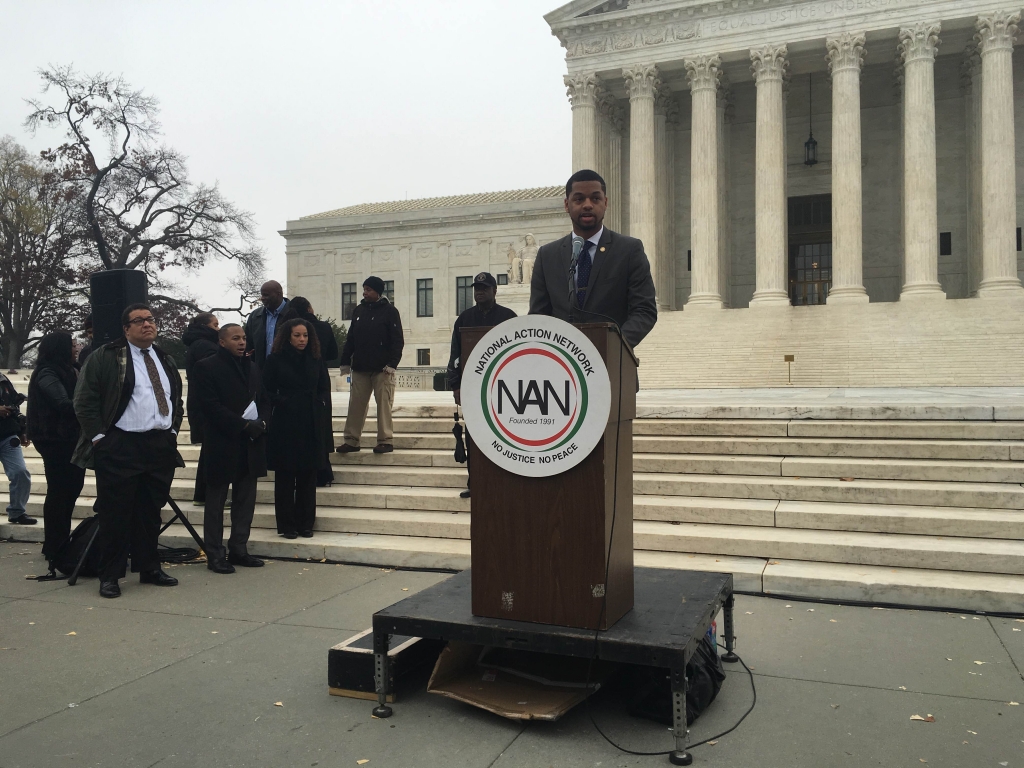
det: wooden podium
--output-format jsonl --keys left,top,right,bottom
{"left": 461, "top": 323, "right": 636, "bottom": 630}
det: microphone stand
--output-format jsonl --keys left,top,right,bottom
{"left": 567, "top": 235, "right": 584, "bottom": 325}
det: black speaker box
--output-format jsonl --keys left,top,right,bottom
{"left": 90, "top": 270, "right": 148, "bottom": 345}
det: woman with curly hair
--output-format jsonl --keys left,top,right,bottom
{"left": 261, "top": 318, "right": 331, "bottom": 538}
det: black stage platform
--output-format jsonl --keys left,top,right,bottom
{"left": 370, "top": 567, "right": 737, "bottom": 765}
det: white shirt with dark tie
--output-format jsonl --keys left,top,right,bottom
{"left": 114, "top": 342, "right": 173, "bottom": 433}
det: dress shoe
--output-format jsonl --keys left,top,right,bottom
{"left": 10, "top": 514, "right": 38, "bottom": 525}
{"left": 373, "top": 443, "right": 394, "bottom": 454}
{"left": 460, "top": 489, "right": 471, "bottom": 499}
{"left": 139, "top": 569, "right": 178, "bottom": 587}
{"left": 299, "top": 529, "right": 314, "bottom": 538}
{"left": 208, "top": 559, "right": 235, "bottom": 574}
{"left": 228, "top": 553, "right": 264, "bottom": 568}
{"left": 99, "top": 580, "right": 121, "bottom": 599}
{"left": 336, "top": 444, "right": 360, "bottom": 453}
{"left": 280, "top": 531, "right": 298, "bottom": 540}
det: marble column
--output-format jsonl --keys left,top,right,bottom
{"left": 825, "top": 33, "right": 869, "bottom": 303}
{"left": 893, "top": 60, "right": 906, "bottom": 288}
{"left": 655, "top": 85, "right": 672, "bottom": 310}
{"left": 977, "top": 11, "right": 1024, "bottom": 296}
{"left": 898, "top": 22, "right": 945, "bottom": 299}
{"left": 685, "top": 54, "right": 723, "bottom": 309}
{"left": 565, "top": 73, "right": 602, "bottom": 172}
{"left": 624, "top": 64, "right": 660, "bottom": 295}
{"left": 667, "top": 99, "right": 679, "bottom": 310}
{"left": 606, "top": 104, "right": 624, "bottom": 232}
{"left": 750, "top": 44, "right": 791, "bottom": 306}
{"left": 963, "top": 45, "right": 984, "bottom": 296}
{"left": 717, "top": 79, "right": 732, "bottom": 308}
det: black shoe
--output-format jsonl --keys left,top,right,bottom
{"left": 299, "top": 529, "right": 314, "bottom": 538}
{"left": 373, "top": 444, "right": 393, "bottom": 454}
{"left": 9, "top": 514, "right": 38, "bottom": 525}
{"left": 228, "top": 553, "right": 264, "bottom": 568}
{"left": 139, "top": 569, "right": 178, "bottom": 587}
{"left": 99, "top": 580, "right": 121, "bottom": 599}
{"left": 335, "top": 444, "right": 360, "bottom": 453}
{"left": 208, "top": 559, "right": 235, "bottom": 574}
{"left": 280, "top": 531, "right": 298, "bottom": 540}
{"left": 460, "top": 489, "right": 471, "bottom": 499}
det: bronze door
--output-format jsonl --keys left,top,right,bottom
{"left": 788, "top": 194, "right": 833, "bottom": 306}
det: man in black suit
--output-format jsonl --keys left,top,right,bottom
{"left": 73, "top": 303, "right": 184, "bottom": 599}
{"left": 529, "top": 169, "right": 657, "bottom": 349}
{"left": 244, "top": 280, "right": 289, "bottom": 370}
{"left": 192, "top": 323, "right": 269, "bottom": 573}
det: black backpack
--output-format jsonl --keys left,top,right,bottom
{"left": 626, "top": 631, "right": 727, "bottom": 726}
{"left": 50, "top": 516, "right": 103, "bottom": 577}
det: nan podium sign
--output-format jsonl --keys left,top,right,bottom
{"left": 461, "top": 317, "right": 636, "bottom": 630}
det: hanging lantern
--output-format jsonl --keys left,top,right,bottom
{"left": 804, "top": 72, "right": 818, "bottom": 167}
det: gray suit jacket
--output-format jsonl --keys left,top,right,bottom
{"left": 529, "top": 228, "right": 658, "bottom": 349}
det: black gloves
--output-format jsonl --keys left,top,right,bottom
{"left": 243, "top": 419, "right": 267, "bottom": 440}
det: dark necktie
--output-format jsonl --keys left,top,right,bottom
{"left": 577, "top": 241, "right": 593, "bottom": 308}
{"left": 141, "top": 349, "right": 170, "bottom": 417}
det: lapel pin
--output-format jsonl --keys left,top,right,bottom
{"left": 600, "top": 247, "right": 606, "bottom": 253}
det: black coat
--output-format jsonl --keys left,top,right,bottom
{"left": 183, "top": 322, "right": 220, "bottom": 444}
{"left": 192, "top": 349, "right": 269, "bottom": 486}
{"left": 278, "top": 309, "right": 340, "bottom": 367}
{"left": 262, "top": 346, "right": 331, "bottom": 472}
{"left": 27, "top": 363, "right": 80, "bottom": 445}
{"left": 340, "top": 297, "right": 404, "bottom": 373}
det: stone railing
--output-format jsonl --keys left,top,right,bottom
{"left": 333, "top": 367, "right": 448, "bottom": 392}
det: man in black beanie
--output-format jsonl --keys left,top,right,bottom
{"left": 337, "top": 276, "right": 404, "bottom": 454}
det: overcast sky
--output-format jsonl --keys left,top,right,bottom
{"left": 0, "top": 0, "right": 571, "bottom": 313}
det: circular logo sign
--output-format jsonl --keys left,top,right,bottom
{"left": 461, "top": 315, "right": 611, "bottom": 478}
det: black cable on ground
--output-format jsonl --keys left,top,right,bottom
{"left": 158, "top": 543, "right": 201, "bottom": 563}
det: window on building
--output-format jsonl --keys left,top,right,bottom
{"left": 417, "top": 278, "right": 433, "bottom": 317}
{"left": 456, "top": 276, "right": 473, "bottom": 315}
{"left": 341, "top": 283, "right": 357, "bottom": 321}
{"left": 381, "top": 280, "right": 395, "bottom": 303}
{"left": 417, "top": 348, "right": 430, "bottom": 366}
{"left": 1017, "top": 227, "right": 1022, "bottom": 252}
{"left": 939, "top": 232, "right": 952, "bottom": 257}
{"left": 497, "top": 274, "right": 508, "bottom": 286}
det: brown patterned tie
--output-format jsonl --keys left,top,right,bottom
{"left": 141, "top": 348, "right": 170, "bottom": 417}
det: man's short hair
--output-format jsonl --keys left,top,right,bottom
{"left": 565, "top": 169, "right": 607, "bottom": 197}
{"left": 121, "top": 303, "right": 153, "bottom": 328}
{"left": 219, "top": 323, "right": 242, "bottom": 340}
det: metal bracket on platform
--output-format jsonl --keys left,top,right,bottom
{"left": 372, "top": 630, "right": 393, "bottom": 718}
{"left": 669, "top": 668, "right": 692, "bottom": 765}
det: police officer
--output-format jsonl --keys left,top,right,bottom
{"left": 447, "top": 272, "right": 517, "bottom": 498}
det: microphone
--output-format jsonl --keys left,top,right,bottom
{"left": 568, "top": 235, "right": 585, "bottom": 321}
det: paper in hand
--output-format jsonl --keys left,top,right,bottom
{"left": 242, "top": 400, "right": 259, "bottom": 420}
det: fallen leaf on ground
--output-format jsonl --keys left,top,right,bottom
{"left": 211, "top": 631, "right": 219, "bottom": 634}
{"left": 899, "top": 686, "right": 907, "bottom": 691}
{"left": 402, "top": 588, "right": 409, "bottom": 591}
{"left": 946, "top": 658, "right": 952, "bottom": 661}
{"left": 357, "top": 761, "right": 369, "bottom": 765}
{"left": 962, "top": 741, "right": 969, "bottom": 745}
{"left": 745, "top": 611, "right": 753, "bottom": 615}
{"left": 872, "top": 607, "right": 885, "bottom": 610}
{"left": 1009, "top": 702, "right": 1020, "bottom": 706}
{"left": 707, "top": 741, "right": 718, "bottom": 746}
{"left": 785, "top": 604, "right": 792, "bottom": 608}
{"left": 274, "top": 702, "right": 283, "bottom": 707}
{"left": 920, "top": 760, "right": 927, "bottom": 764}
{"left": 973, "top": 661, "right": 987, "bottom": 665}
{"left": 807, "top": 609, "right": 815, "bottom": 612}
{"left": 830, "top": 619, "right": 837, "bottom": 623}
{"left": 910, "top": 715, "right": 935, "bottom": 722}
{"left": 66, "top": 632, "right": 76, "bottom": 636}
{"left": 830, "top": 704, "right": 840, "bottom": 709}
{"left": 999, "top": 763, "right": 1008, "bottom": 767}
{"left": 967, "top": 730, "right": 977, "bottom": 735}
{"left": 320, "top": 559, "right": 327, "bottom": 563}
{"left": 28, "top": 622, "right": 34, "bottom": 625}
{"left": 1014, "top": 628, "right": 1021, "bottom": 632}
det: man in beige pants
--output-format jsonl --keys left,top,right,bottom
{"left": 336, "top": 276, "right": 404, "bottom": 454}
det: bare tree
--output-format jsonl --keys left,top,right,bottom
{"left": 25, "top": 65, "right": 265, "bottom": 320}
{"left": 0, "top": 136, "right": 91, "bottom": 368}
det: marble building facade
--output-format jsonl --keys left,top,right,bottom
{"left": 281, "top": 189, "right": 567, "bottom": 370}
{"left": 547, "top": 0, "right": 1024, "bottom": 309}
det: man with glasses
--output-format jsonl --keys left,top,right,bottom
{"left": 73, "top": 303, "right": 185, "bottom": 599}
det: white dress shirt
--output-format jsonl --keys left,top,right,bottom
{"left": 114, "top": 342, "right": 174, "bottom": 432}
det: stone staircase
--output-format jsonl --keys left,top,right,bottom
{"left": 2, "top": 381, "right": 1024, "bottom": 613}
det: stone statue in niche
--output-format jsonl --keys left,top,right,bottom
{"left": 519, "top": 234, "right": 539, "bottom": 285}
{"left": 506, "top": 243, "right": 522, "bottom": 284}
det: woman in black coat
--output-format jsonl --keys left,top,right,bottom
{"left": 26, "top": 332, "right": 85, "bottom": 566}
{"left": 182, "top": 312, "right": 220, "bottom": 504}
{"left": 261, "top": 318, "right": 331, "bottom": 538}
{"left": 279, "top": 297, "right": 338, "bottom": 486}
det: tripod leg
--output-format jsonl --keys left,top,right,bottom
{"left": 68, "top": 524, "right": 100, "bottom": 586}
{"left": 721, "top": 592, "right": 739, "bottom": 663}
{"left": 163, "top": 497, "right": 207, "bottom": 553}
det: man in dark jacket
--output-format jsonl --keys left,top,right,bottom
{"left": 244, "top": 280, "right": 289, "bottom": 370}
{"left": 182, "top": 312, "right": 220, "bottom": 505}
{"left": 336, "top": 276, "right": 404, "bottom": 454}
{"left": 0, "top": 372, "right": 34, "bottom": 525}
{"left": 447, "top": 272, "right": 516, "bottom": 499}
{"left": 192, "top": 323, "right": 268, "bottom": 573}
{"left": 74, "top": 303, "right": 185, "bottom": 599}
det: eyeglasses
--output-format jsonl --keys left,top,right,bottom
{"left": 127, "top": 317, "right": 158, "bottom": 327}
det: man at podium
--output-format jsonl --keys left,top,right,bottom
{"left": 528, "top": 169, "right": 657, "bottom": 349}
